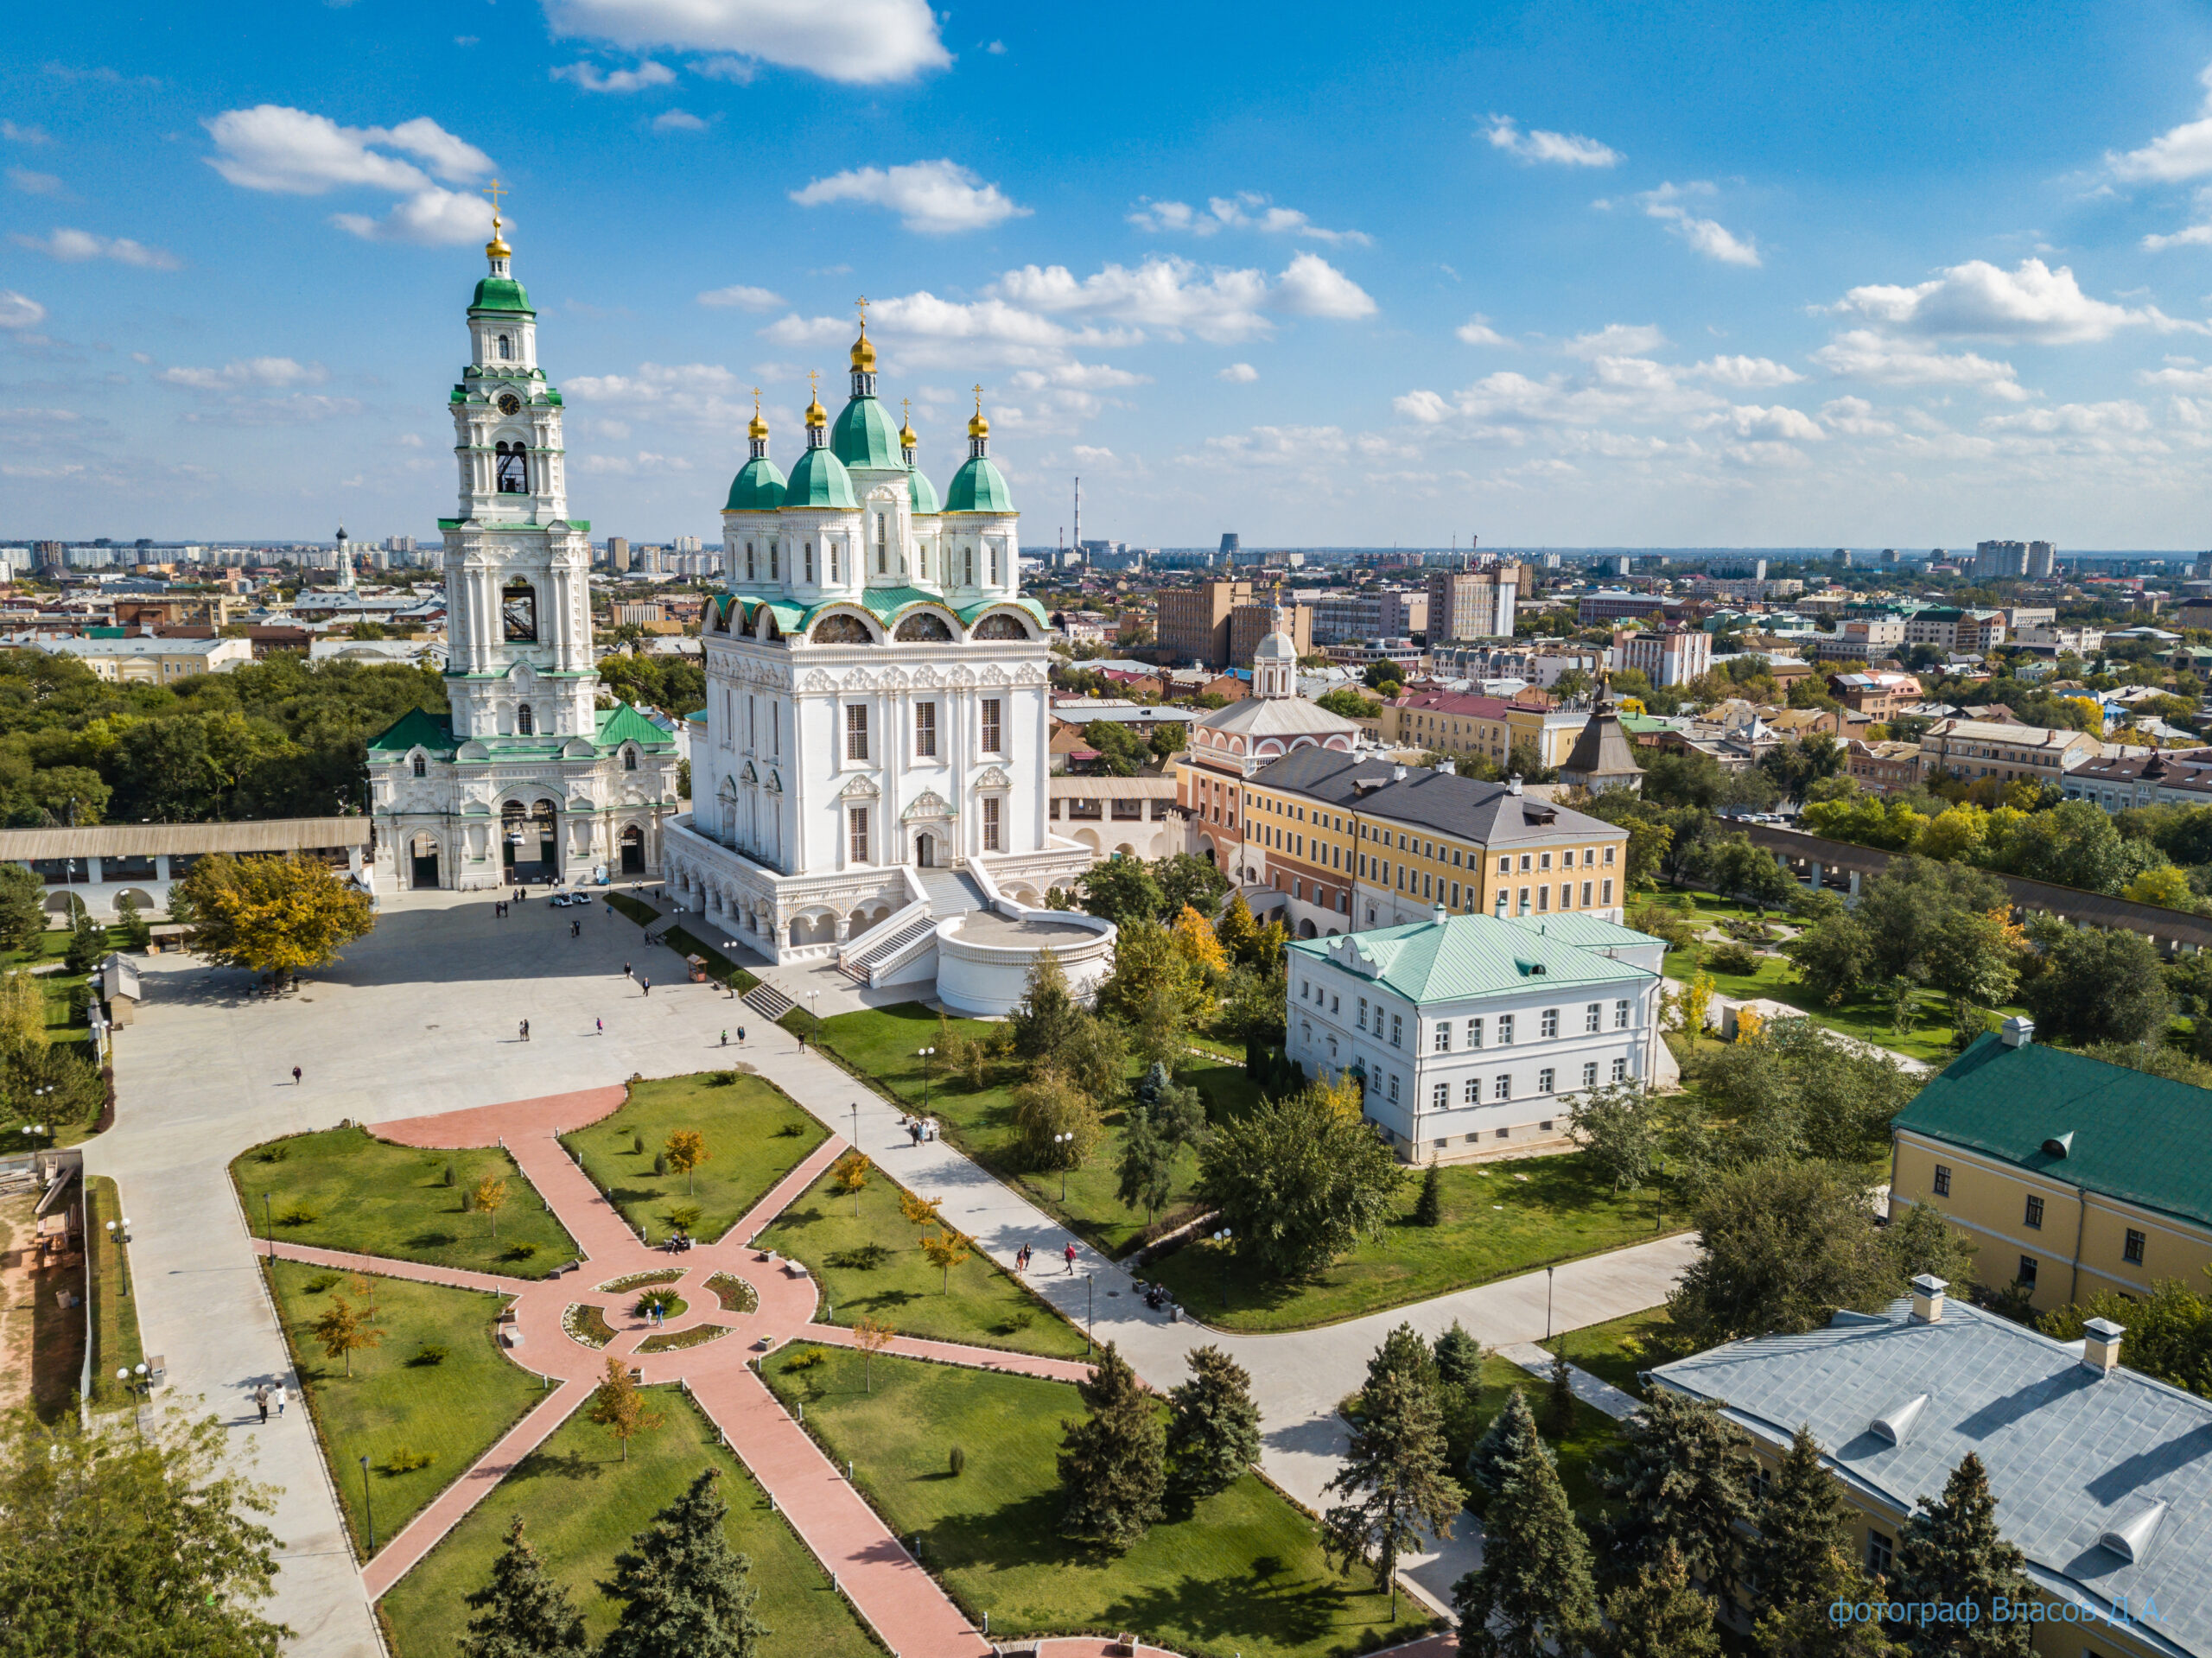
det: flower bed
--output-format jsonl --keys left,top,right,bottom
{"left": 595, "top": 1268, "right": 683, "bottom": 1294}
{"left": 563, "top": 1305, "right": 615, "bottom": 1349}
{"left": 704, "top": 1273, "right": 758, "bottom": 1313}
{"left": 637, "top": 1324, "right": 731, "bottom": 1354}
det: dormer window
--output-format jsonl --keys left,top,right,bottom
{"left": 411, "top": 754, "right": 426, "bottom": 778}
{"left": 623, "top": 746, "right": 639, "bottom": 772}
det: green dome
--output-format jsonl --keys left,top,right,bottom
{"left": 784, "top": 445, "right": 859, "bottom": 511}
{"left": 470, "top": 276, "right": 534, "bottom": 314}
{"left": 907, "top": 466, "right": 941, "bottom": 515}
{"left": 830, "top": 396, "right": 901, "bottom": 469}
{"left": 945, "top": 454, "right": 1014, "bottom": 513}
{"left": 724, "top": 455, "right": 787, "bottom": 512}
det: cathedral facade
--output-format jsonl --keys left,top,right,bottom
{"left": 661, "top": 326, "right": 1092, "bottom": 962}
{"left": 368, "top": 217, "right": 677, "bottom": 891}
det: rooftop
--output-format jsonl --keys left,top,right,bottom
{"left": 1249, "top": 746, "right": 1630, "bottom": 844}
{"left": 1290, "top": 908, "right": 1658, "bottom": 1004}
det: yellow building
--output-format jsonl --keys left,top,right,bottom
{"left": 26, "top": 635, "right": 253, "bottom": 683}
{"left": 1888, "top": 1020, "right": 2212, "bottom": 1313}
{"left": 1654, "top": 1274, "right": 2209, "bottom": 1654}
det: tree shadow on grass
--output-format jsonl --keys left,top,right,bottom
{"left": 1097, "top": 1558, "right": 1401, "bottom": 1653}
{"left": 512, "top": 1448, "right": 608, "bottom": 1483}
{"left": 774, "top": 1205, "right": 825, "bottom": 1230}
{"left": 406, "top": 1231, "right": 459, "bottom": 1250}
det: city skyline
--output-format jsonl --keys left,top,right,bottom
{"left": 8, "top": 2, "right": 2212, "bottom": 547}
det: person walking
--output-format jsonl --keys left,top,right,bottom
{"left": 737, "top": 1027, "right": 747, "bottom": 1045}
{"left": 642, "top": 978, "right": 651, "bottom": 996}
{"left": 291, "top": 1066, "right": 302, "bottom": 1086}
{"left": 720, "top": 1030, "right": 728, "bottom": 1047}
{"left": 254, "top": 1386, "right": 269, "bottom": 1425}
{"left": 276, "top": 1388, "right": 286, "bottom": 1419}
{"left": 623, "top": 962, "right": 632, "bottom": 979}
{"left": 1064, "top": 1242, "right": 1077, "bottom": 1274}
{"left": 595, "top": 1017, "right": 603, "bottom": 1035}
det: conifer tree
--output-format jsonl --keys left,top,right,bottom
{"left": 1749, "top": 1426, "right": 1856, "bottom": 1614}
{"left": 1547, "top": 1353, "right": 1577, "bottom": 1438}
{"left": 1592, "top": 1541, "right": 1719, "bottom": 1658}
{"left": 1164, "top": 1344, "right": 1262, "bottom": 1496}
{"left": 1453, "top": 1388, "right": 1598, "bottom": 1658}
{"left": 1320, "top": 1367, "right": 1465, "bottom": 1619}
{"left": 598, "top": 1470, "right": 767, "bottom": 1658}
{"left": 1364, "top": 1323, "right": 1439, "bottom": 1401}
{"left": 1433, "top": 1321, "right": 1484, "bottom": 1389}
{"left": 1466, "top": 1387, "right": 1553, "bottom": 1500}
{"left": 1414, "top": 1159, "right": 1443, "bottom": 1226}
{"left": 1603, "top": 1388, "right": 1755, "bottom": 1598}
{"left": 1891, "top": 1453, "right": 2034, "bottom": 1658}
{"left": 1057, "top": 1342, "right": 1166, "bottom": 1550}
{"left": 461, "top": 1516, "right": 586, "bottom": 1658}
{"left": 1755, "top": 1540, "right": 1901, "bottom": 1658}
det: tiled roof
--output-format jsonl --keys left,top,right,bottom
{"left": 1290, "top": 909, "right": 1657, "bottom": 1003}
{"left": 1895, "top": 1033, "right": 2212, "bottom": 1230}
{"left": 1654, "top": 1296, "right": 2212, "bottom": 1653}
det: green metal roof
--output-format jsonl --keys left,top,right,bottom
{"left": 851, "top": 585, "right": 945, "bottom": 623}
{"left": 1894, "top": 1033, "right": 2212, "bottom": 1229}
{"left": 955, "top": 595, "right": 1051, "bottom": 628}
{"left": 724, "top": 455, "right": 787, "bottom": 512}
{"left": 1287, "top": 911, "right": 1656, "bottom": 1005}
{"left": 908, "top": 465, "right": 941, "bottom": 515}
{"left": 830, "top": 396, "right": 902, "bottom": 470}
{"left": 1503, "top": 912, "right": 1662, "bottom": 951}
{"left": 595, "top": 702, "right": 677, "bottom": 750}
{"left": 365, "top": 708, "right": 456, "bottom": 755}
{"left": 783, "top": 445, "right": 859, "bottom": 511}
{"left": 469, "top": 276, "right": 534, "bottom": 314}
{"left": 944, "top": 454, "right": 1014, "bottom": 513}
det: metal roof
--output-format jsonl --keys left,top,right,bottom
{"left": 1654, "top": 1297, "right": 2212, "bottom": 1656}
{"left": 1288, "top": 910, "right": 1656, "bottom": 1004}
{"left": 1249, "top": 747, "right": 1629, "bottom": 846}
{"left": 0, "top": 817, "right": 369, "bottom": 859}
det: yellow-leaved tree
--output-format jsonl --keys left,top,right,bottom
{"left": 1668, "top": 972, "right": 1715, "bottom": 1039}
{"left": 1313, "top": 1069, "right": 1365, "bottom": 1123}
{"left": 170, "top": 854, "right": 375, "bottom": 988}
{"left": 1171, "top": 905, "right": 1228, "bottom": 975}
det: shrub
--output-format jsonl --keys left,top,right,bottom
{"left": 636, "top": 1288, "right": 683, "bottom": 1318}
{"left": 442, "top": 1163, "right": 454, "bottom": 1187}
{"left": 258, "top": 1145, "right": 289, "bottom": 1164}
{"left": 652, "top": 1151, "right": 668, "bottom": 1176}
{"left": 277, "top": 1203, "right": 318, "bottom": 1227}
{"left": 949, "top": 1445, "right": 966, "bottom": 1477}
{"left": 632, "top": 1132, "right": 645, "bottom": 1153}
{"left": 383, "top": 1446, "right": 434, "bottom": 1474}
{"left": 411, "top": 1344, "right": 448, "bottom": 1367}
{"left": 505, "top": 1242, "right": 539, "bottom": 1261}
{"left": 830, "top": 1242, "right": 890, "bottom": 1271}
{"left": 305, "top": 1274, "right": 340, "bottom": 1293}
{"left": 784, "top": 1350, "right": 826, "bottom": 1373}
{"left": 1706, "top": 940, "right": 1761, "bottom": 975}
{"left": 459, "top": 1188, "right": 473, "bottom": 1212}
{"left": 776, "top": 1121, "right": 806, "bottom": 1138}
{"left": 998, "top": 1309, "right": 1035, "bottom": 1336}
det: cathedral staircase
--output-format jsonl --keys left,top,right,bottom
{"left": 834, "top": 867, "right": 991, "bottom": 988}
{"left": 835, "top": 914, "right": 940, "bottom": 986}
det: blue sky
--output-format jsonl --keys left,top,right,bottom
{"left": 10, "top": 0, "right": 2212, "bottom": 549}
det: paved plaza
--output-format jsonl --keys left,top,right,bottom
{"left": 94, "top": 886, "right": 1695, "bottom": 1654}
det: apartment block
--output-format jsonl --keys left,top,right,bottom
{"left": 1157, "top": 579, "right": 1253, "bottom": 668}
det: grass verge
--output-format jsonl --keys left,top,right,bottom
{"left": 84, "top": 1176, "right": 145, "bottom": 1413}
{"left": 559, "top": 1071, "right": 826, "bottom": 1244}
{"left": 232, "top": 1127, "right": 580, "bottom": 1278}
{"left": 754, "top": 1163, "right": 1090, "bottom": 1360}
{"left": 1467, "top": 1352, "right": 1626, "bottom": 1517}
{"left": 266, "top": 1258, "right": 544, "bottom": 1552}
{"left": 378, "top": 1390, "right": 877, "bottom": 1658}
{"left": 1539, "top": 1307, "right": 1685, "bottom": 1403}
{"left": 765, "top": 1343, "right": 1435, "bottom": 1656}
{"left": 1149, "top": 1153, "right": 1684, "bottom": 1333}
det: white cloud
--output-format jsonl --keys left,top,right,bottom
{"left": 1274, "top": 251, "right": 1376, "bottom": 320}
{"left": 7, "top": 168, "right": 62, "bottom": 195}
{"left": 11, "top": 227, "right": 179, "bottom": 269}
{"left": 542, "top": 0, "right": 950, "bottom": 85}
{"left": 790, "top": 160, "right": 1027, "bottom": 234}
{"left": 1830, "top": 257, "right": 2169, "bottom": 344}
{"left": 1808, "top": 329, "right": 2027, "bottom": 399}
{"left": 1484, "top": 115, "right": 1621, "bottom": 168}
{"left": 203, "top": 105, "right": 499, "bottom": 247}
{"left": 1127, "top": 193, "right": 1370, "bottom": 245}
{"left": 1623, "top": 182, "right": 1761, "bottom": 267}
{"left": 2140, "top": 360, "right": 2212, "bottom": 390}
{"left": 568, "top": 361, "right": 741, "bottom": 403}
{"left": 1565, "top": 323, "right": 1668, "bottom": 359}
{"left": 1982, "top": 400, "right": 2152, "bottom": 436}
{"left": 2109, "top": 61, "right": 2212, "bottom": 182}
{"left": 1689, "top": 354, "right": 1803, "bottom": 387}
{"left": 698, "top": 283, "right": 783, "bottom": 310}
{"left": 1, "top": 122, "right": 52, "bottom": 145}
{"left": 2144, "top": 220, "right": 2212, "bottom": 252}
{"left": 1818, "top": 396, "right": 1896, "bottom": 436}
{"left": 1455, "top": 314, "right": 1509, "bottom": 346}
{"left": 550, "top": 59, "right": 677, "bottom": 92}
{"left": 178, "top": 391, "right": 361, "bottom": 425}
{"left": 0, "top": 291, "right": 46, "bottom": 329}
{"left": 653, "top": 109, "right": 707, "bottom": 132}
{"left": 1697, "top": 403, "right": 1824, "bottom": 441}
{"left": 1218, "top": 362, "right": 1258, "bottom": 383}
{"left": 157, "top": 357, "right": 328, "bottom": 390}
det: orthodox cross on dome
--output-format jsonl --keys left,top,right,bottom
{"left": 807, "top": 369, "right": 820, "bottom": 400}
{"left": 482, "top": 178, "right": 507, "bottom": 220}
{"left": 855, "top": 295, "right": 868, "bottom": 327}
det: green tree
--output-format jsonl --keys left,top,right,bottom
{"left": 1566, "top": 1082, "right": 1659, "bottom": 1191}
{"left": 1602, "top": 1389, "right": 1756, "bottom": 1599}
{"left": 1317, "top": 687, "right": 1383, "bottom": 720}
{"left": 598, "top": 1469, "right": 768, "bottom": 1658}
{"left": 1213, "top": 889, "right": 1262, "bottom": 964}
{"left": 1363, "top": 1323, "right": 1440, "bottom": 1400}
{"left": 1749, "top": 1426, "right": 1863, "bottom": 1617}
{"left": 461, "top": 1516, "right": 587, "bottom": 1658}
{"left": 1891, "top": 1454, "right": 2035, "bottom": 1658}
{"left": 0, "top": 1405, "right": 289, "bottom": 1658}
{"left": 2020, "top": 924, "right": 2171, "bottom": 1046}
{"left": 1154, "top": 851, "right": 1230, "bottom": 920}
{"left": 1097, "top": 918, "right": 1208, "bottom": 1027}
{"left": 1007, "top": 949, "right": 1085, "bottom": 1064}
{"left": 1688, "top": 1017, "right": 1916, "bottom": 1165}
{"left": 1077, "top": 854, "right": 1164, "bottom": 927}
{"left": 2037, "top": 1280, "right": 2212, "bottom": 1395}
{"left": 1591, "top": 1542, "right": 1719, "bottom": 1658}
{"left": 1922, "top": 908, "right": 2018, "bottom": 1011}
{"left": 1195, "top": 1083, "right": 1404, "bottom": 1279}
{"left": 1012, "top": 1069, "right": 1103, "bottom": 1172}
{"left": 1691, "top": 834, "right": 1798, "bottom": 910}
{"left": 111, "top": 890, "right": 151, "bottom": 950}
{"left": 1453, "top": 1389, "right": 1599, "bottom": 1658}
{"left": 62, "top": 908, "right": 105, "bottom": 975}
{"left": 1754, "top": 1542, "right": 1902, "bottom": 1658}
{"left": 1114, "top": 1105, "right": 1176, "bottom": 1223}
{"left": 1885, "top": 1199, "right": 1978, "bottom": 1289}
{"left": 1989, "top": 799, "right": 2137, "bottom": 893}
{"left": 1057, "top": 1343, "right": 1166, "bottom": 1550}
{"left": 1320, "top": 1367, "right": 1465, "bottom": 1620}
{"left": 169, "top": 854, "right": 375, "bottom": 988}
{"left": 1164, "top": 1344, "right": 1262, "bottom": 1496}
{"left": 1433, "top": 1321, "right": 1483, "bottom": 1388}
{"left": 1412, "top": 1159, "right": 1443, "bottom": 1224}
{"left": 0, "top": 862, "right": 46, "bottom": 954}
{"left": 1855, "top": 857, "right": 2012, "bottom": 984}
{"left": 1785, "top": 912, "right": 1878, "bottom": 1005}
{"left": 1667, "top": 1159, "right": 1901, "bottom": 1346}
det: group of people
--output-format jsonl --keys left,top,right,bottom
{"left": 251, "top": 1383, "right": 286, "bottom": 1424}
{"left": 1010, "top": 1241, "right": 1081, "bottom": 1275}
{"left": 899, "top": 1114, "right": 940, "bottom": 1146}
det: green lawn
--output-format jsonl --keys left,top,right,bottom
{"left": 1661, "top": 942, "right": 1993, "bottom": 1066}
{"left": 765, "top": 1344, "right": 1437, "bottom": 1656}
{"left": 1467, "top": 1353, "right": 1625, "bottom": 1517}
{"left": 84, "top": 1176, "right": 145, "bottom": 1413}
{"left": 753, "top": 1162, "right": 1090, "bottom": 1360}
{"left": 379, "top": 1392, "right": 875, "bottom": 1658}
{"left": 605, "top": 892, "right": 659, "bottom": 928}
{"left": 560, "top": 1072, "right": 827, "bottom": 1244}
{"left": 266, "top": 1258, "right": 544, "bottom": 1552}
{"left": 808, "top": 1002, "right": 1264, "bottom": 1258}
{"left": 1149, "top": 1153, "right": 1684, "bottom": 1333}
{"left": 232, "top": 1127, "right": 581, "bottom": 1278}
{"left": 1539, "top": 1308, "right": 1685, "bottom": 1404}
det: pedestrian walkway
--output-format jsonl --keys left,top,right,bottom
{"left": 1492, "top": 1342, "right": 1643, "bottom": 1421}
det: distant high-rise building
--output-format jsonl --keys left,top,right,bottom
{"left": 1881, "top": 548, "right": 1897, "bottom": 567}
{"left": 32, "top": 541, "right": 64, "bottom": 575}
{"left": 1426, "top": 567, "right": 1519, "bottom": 641}
{"left": 1975, "top": 539, "right": 2030, "bottom": 579}
{"left": 1159, "top": 579, "right": 1253, "bottom": 667}
{"left": 2026, "top": 540, "right": 2056, "bottom": 579}
{"left": 1219, "top": 532, "right": 1240, "bottom": 562}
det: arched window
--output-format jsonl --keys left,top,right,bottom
{"left": 494, "top": 441, "right": 528, "bottom": 494}
{"left": 623, "top": 746, "right": 639, "bottom": 772}
{"left": 411, "top": 753, "right": 426, "bottom": 778}
{"left": 963, "top": 546, "right": 975, "bottom": 585}
{"left": 894, "top": 612, "right": 953, "bottom": 642}
{"left": 497, "top": 334, "right": 512, "bottom": 360}
{"left": 804, "top": 542, "right": 814, "bottom": 582}
{"left": 974, "top": 613, "right": 1028, "bottom": 641}
{"left": 769, "top": 541, "right": 779, "bottom": 579}
{"left": 745, "top": 542, "right": 754, "bottom": 581}
{"left": 517, "top": 703, "right": 534, "bottom": 735}
{"left": 501, "top": 581, "right": 537, "bottom": 642}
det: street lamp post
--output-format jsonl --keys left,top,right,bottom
{"left": 849, "top": 1102, "right": 859, "bottom": 1148}
{"left": 1085, "top": 1273, "right": 1094, "bottom": 1357}
{"left": 263, "top": 1193, "right": 273, "bottom": 1258}
{"left": 1213, "top": 1228, "right": 1233, "bottom": 1310}
{"left": 360, "top": 1454, "right": 375, "bottom": 1553}
{"left": 1546, "top": 1264, "right": 1556, "bottom": 1343}
{"left": 1054, "top": 1132, "right": 1072, "bottom": 1203}
{"left": 808, "top": 990, "right": 818, "bottom": 1044}
{"left": 116, "top": 1368, "right": 138, "bottom": 1439}
{"left": 917, "top": 1047, "right": 935, "bottom": 1121}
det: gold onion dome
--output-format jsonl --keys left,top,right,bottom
{"left": 747, "top": 394, "right": 769, "bottom": 443}
{"left": 850, "top": 327, "right": 876, "bottom": 371}
{"left": 968, "top": 401, "right": 989, "bottom": 441}
{"left": 486, "top": 219, "right": 512, "bottom": 259}
{"left": 804, "top": 391, "right": 827, "bottom": 429}
{"left": 899, "top": 408, "right": 918, "bottom": 448}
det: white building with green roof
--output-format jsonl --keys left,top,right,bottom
{"left": 365, "top": 213, "right": 677, "bottom": 891}
{"left": 1287, "top": 907, "right": 1667, "bottom": 1162}
{"left": 664, "top": 321, "right": 1098, "bottom": 1003}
